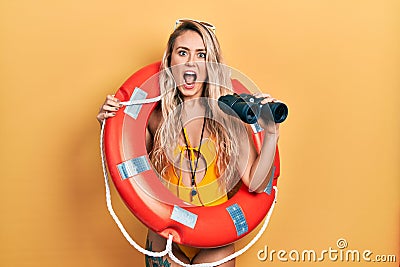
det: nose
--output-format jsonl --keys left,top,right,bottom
{"left": 185, "top": 53, "right": 195, "bottom": 66}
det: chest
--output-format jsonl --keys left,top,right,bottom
{"left": 180, "top": 118, "right": 208, "bottom": 148}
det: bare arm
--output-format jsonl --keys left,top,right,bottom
{"left": 145, "top": 105, "right": 162, "bottom": 153}
{"left": 238, "top": 94, "right": 280, "bottom": 193}
{"left": 145, "top": 127, "right": 154, "bottom": 153}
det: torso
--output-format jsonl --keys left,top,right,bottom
{"left": 146, "top": 103, "right": 228, "bottom": 206}
{"left": 147, "top": 103, "right": 212, "bottom": 186}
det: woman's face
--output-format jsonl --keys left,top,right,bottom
{"left": 170, "top": 30, "right": 207, "bottom": 100}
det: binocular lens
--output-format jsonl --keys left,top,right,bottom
{"left": 268, "top": 102, "right": 288, "bottom": 123}
{"left": 218, "top": 94, "right": 288, "bottom": 124}
{"left": 236, "top": 103, "right": 260, "bottom": 124}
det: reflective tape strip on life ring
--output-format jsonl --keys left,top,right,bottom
{"left": 104, "top": 62, "right": 280, "bottom": 248}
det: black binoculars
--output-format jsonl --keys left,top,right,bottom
{"left": 218, "top": 93, "right": 288, "bottom": 124}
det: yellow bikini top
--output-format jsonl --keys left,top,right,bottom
{"left": 164, "top": 128, "right": 228, "bottom": 206}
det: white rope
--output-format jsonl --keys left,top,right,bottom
{"left": 167, "top": 186, "right": 278, "bottom": 267}
{"left": 100, "top": 115, "right": 278, "bottom": 266}
{"left": 120, "top": 95, "right": 162, "bottom": 106}
{"left": 100, "top": 119, "right": 173, "bottom": 258}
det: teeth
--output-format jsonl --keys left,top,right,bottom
{"left": 183, "top": 71, "right": 197, "bottom": 84}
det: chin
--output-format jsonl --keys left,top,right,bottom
{"left": 178, "top": 84, "right": 203, "bottom": 98}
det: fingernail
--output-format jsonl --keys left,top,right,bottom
{"left": 112, "top": 112, "right": 116, "bottom": 116}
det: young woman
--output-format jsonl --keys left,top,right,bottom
{"left": 97, "top": 19, "right": 280, "bottom": 267}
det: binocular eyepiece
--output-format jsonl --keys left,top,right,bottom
{"left": 218, "top": 93, "right": 288, "bottom": 124}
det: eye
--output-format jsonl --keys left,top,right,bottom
{"left": 178, "top": 50, "right": 187, "bottom": 56}
{"left": 198, "top": 52, "right": 206, "bottom": 58}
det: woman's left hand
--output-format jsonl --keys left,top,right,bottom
{"left": 253, "top": 93, "right": 276, "bottom": 105}
{"left": 253, "top": 93, "right": 280, "bottom": 136}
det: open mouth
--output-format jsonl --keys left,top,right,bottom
{"left": 183, "top": 71, "right": 197, "bottom": 88}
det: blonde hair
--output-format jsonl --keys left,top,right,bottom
{"left": 150, "top": 20, "right": 244, "bottom": 192}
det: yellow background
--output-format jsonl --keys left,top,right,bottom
{"left": 1, "top": 0, "right": 399, "bottom": 266}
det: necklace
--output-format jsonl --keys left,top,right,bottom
{"left": 182, "top": 116, "right": 206, "bottom": 200}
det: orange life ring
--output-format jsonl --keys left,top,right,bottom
{"left": 104, "top": 62, "right": 280, "bottom": 248}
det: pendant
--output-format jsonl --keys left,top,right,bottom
{"left": 191, "top": 188, "right": 197, "bottom": 197}
{"left": 190, "top": 188, "right": 197, "bottom": 202}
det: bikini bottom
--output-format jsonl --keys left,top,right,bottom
{"left": 177, "top": 244, "right": 201, "bottom": 260}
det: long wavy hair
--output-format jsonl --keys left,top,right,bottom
{"left": 150, "top": 20, "right": 245, "bottom": 193}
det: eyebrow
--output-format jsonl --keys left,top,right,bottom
{"left": 175, "top": 46, "right": 206, "bottom": 52}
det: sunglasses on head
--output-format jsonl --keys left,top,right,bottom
{"left": 175, "top": 19, "right": 216, "bottom": 34}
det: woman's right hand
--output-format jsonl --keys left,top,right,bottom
{"left": 96, "top": 94, "right": 122, "bottom": 124}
